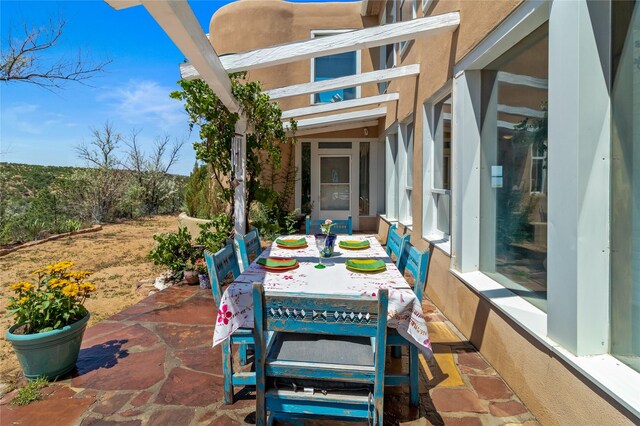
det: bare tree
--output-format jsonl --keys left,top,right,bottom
{"left": 76, "top": 122, "right": 122, "bottom": 169}
{"left": 1, "top": 16, "right": 110, "bottom": 89}
{"left": 74, "top": 122, "right": 125, "bottom": 223}
{"left": 124, "top": 132, "right": 184, "bottom": 214}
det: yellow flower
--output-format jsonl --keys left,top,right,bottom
{"left": 64, "top": 271, "right": 93, "bottom": 281}
{"left": 80, "top": 282, "right": 96, "bottom": 292}
{"left": 61, "top": 284, "right": 79, "bottom": 297}
{"left": 48, "top": 294, "right": 55, "bottom": 300}
{"left": 7, "top": 301, "right": 14, "bottom": 307}
{"left": 17, "top": 296, "right": 29, "bottom": 305}
{"left": 10, "top": 282, "right": 32, "bottom": 292}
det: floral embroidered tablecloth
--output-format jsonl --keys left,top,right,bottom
{"left": 213, "top": 235, "right": 432, "bottom": 355}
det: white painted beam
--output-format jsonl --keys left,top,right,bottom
{"left": 281, "top": 93, "right": 399, "bottom": 120}
{"left": 285, "top": 107, "right": 387, "bottom": 132}
{"left": 105, "top": 0, "right": 240, "bottom": 113}
{"left": 104, "top": 0, "right": 140, "bottom": 10}
{"left": 295, "top": 120, "right": 380, "bottom": 137}
{"left": 180, "top": 12, "right": 459, "bottom": 77}
{"left": 265, "top": 65, "right": 419, "bottom": 100}
{"left": 497, "top": 71, "right": 548, "bottom": 90}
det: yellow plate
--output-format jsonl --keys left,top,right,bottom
{"left": 339, "top": 243, "right": 369, "bottom": 250}
{"left": 346, "top": 265, "right": 386, "bottom": 273}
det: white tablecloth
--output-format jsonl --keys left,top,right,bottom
{"left": 213, "top": 235, "right": 432, "bottom": 355}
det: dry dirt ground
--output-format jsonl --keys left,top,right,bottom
{"left": 0, "top": 215, "right": 179, "bottom": 384}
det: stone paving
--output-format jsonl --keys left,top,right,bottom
{"left": 0, "top": 285, "right": 538, "bottom": 426}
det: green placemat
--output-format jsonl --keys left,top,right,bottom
{"left": 345, "top": 259, "right": 386, "bottom": 271}
{"left": 275, "top": 237, "right": 307, "bottom": 246}
{"left": 339, "top": 240, "right": 370, "bottom": 249}
{"left": 257, "top": 258, "right": 297, "bottom": 268}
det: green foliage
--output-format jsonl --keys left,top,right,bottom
{"left": 250, "top": 203, "right": 301, "bottom": 241}
{"left": 171, "top": 72, "right": 297, "bottom": 229}
{"left": 183, "top": 163, "right": 227, "bottom": 220}
{"left": 147, "top": 227, "right": 199, "bottom": 275}
{"left": 0, "top": 162, "right": 187, "bottom": 246}
{"left": 195, "top": 214, "right": 234, "bottom": 253}
{"left": 6, "top": 261, "right": 96, "bottom": 334}
{"left": 11, "top": 377, "right": 49, "bottom": 406}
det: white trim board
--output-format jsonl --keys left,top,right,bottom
{"left": 294, "top": 120, "right": 380, "bottom": 137}
{"left": 180, "top": 12, "right": 459, "bottom": 77}
{"left": 266, "top": 65, "right": 420, "bottom": 100}
{"left": 105, "top": 0, "right": 239, "bottom": 113}
{"left": 281, "top": 93, "right": 399, "bottom": 120}
{"left": 285, "top": 107, "right": 387, "bottom": 132}
{"left": 497, "top": 71, "right": 548, "bottom": 90}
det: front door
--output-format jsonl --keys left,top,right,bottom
{"left": 318, "top": 155, "right": 351, "bottom": 221}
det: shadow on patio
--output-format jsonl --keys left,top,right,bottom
{"left": 0, "top": 286, "right": 538, "bottom": 425}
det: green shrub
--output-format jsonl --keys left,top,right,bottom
{"left": 195, "top": 213, "right": 233, "bottom": 253}
{"left": 11, "top": 377, "right": 48, "bottom": 406}
{"left": 147, "top": 227, "right": 198, "bottom": 277}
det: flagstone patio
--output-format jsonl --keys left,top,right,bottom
{"left": 0, "top": 285, "right": 538, "bottom": 425}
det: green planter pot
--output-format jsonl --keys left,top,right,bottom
{"left": 6, "top": 313, "right": 90, "bottom": 380}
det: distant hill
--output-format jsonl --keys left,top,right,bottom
{"left": 1, "top": 162, "right": 80, "bottom": 201}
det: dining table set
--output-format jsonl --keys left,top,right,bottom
{"left": 213, "top": 234, "right": 432, "bottom": 355}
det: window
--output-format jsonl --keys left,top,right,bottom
{"left": 301, "top": 142, "right": 311, "bottom": 214}
{"left": 385, "top": 131, "right": 399, "bottom": 220}
{"left": 400, "top": 119, "right": 414, "bottom": 224}
{"left": 611, "top": 0, "right": 640, "bottom": 374}
{"left": 479, "top": 23, "right": 549, "bottom": 312}
{"left": 399, "top": 0, "right": 417, "bottom": 54}
{"left": 359, "top": 143, "right": 371, "bottom": 216}
{"left": 379, "top": 1, "right": 397, "bottom": 94}
{"left": 311, "top": 31, "right": 358, "bottom": 104}
{"left": 424, "top": 93, "right": 452, "bottom": 241}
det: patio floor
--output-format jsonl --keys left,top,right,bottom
{"left": 0, "top": 285, "right": 538, "bottom": 426}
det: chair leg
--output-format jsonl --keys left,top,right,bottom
{"left": 391, "top": 346, "right": 402, "bottom": 358}
{"left": 409, "top": 346, "right": 419, "bottom": 407}
{"left": 239, "top": 344, "right": 248, "bottom": 366}
{"left": 222, "top": 339, "right": 234, "bottom": 404}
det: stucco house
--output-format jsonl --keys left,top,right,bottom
{"left": 107, "top": 0, "right": 639, "bottom": 424}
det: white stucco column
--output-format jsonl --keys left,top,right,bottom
{"left": 233, "top": 118, "right": 248, "bottom": 236}
{"left": 547, "top": 0, "right": 611, "bottom": 355}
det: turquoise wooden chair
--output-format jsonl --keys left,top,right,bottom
{"left": 387, "top": 240, "right": 430, "bottom": 406}
{"left": 204, "top": 245, "right": 255, "bottom": 404}
{"left": 305, "top": 215, "right": 353, "bottom": 235}
{"left": 253, "top": 284, "right": 388, "bottom": 425}
{"left": 235, "top": 227, "right": 262, "bottom": 272}
{"left": 386, "top": 224, "right": 409, "bottom": 260}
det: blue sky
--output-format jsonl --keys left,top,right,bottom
{"left": 0, "top": 0, "right": 350, "bottom": 176}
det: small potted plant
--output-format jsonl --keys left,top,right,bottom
{"left": 5, "top": 261, "right": 96, "bottom": 380}
{"left": 147, "top": 227, "right": 200, "bottom": 283}
{"left": 194, "top": 258, "right": 210, "bottom": 289}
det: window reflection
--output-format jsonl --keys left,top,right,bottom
{"left": 480, "top": 23, "right": 549, "bottom": 311}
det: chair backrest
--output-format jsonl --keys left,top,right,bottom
{"left": 386, "top": 224, "right": 409, "bottom": 259}
{"left": 253, "top": 286, "right": 388, "bottom": 338}
{"left": 395, "top": 241, "right": 430, "bottom": 302}
{"left": 235, "top": 227, "right": 262, "bottom": 271}
{"left": 305, "top": 216, "right": 353, "bottom": 235}
{"left": 204, "top": 244, "right": 241, "bottom": 306}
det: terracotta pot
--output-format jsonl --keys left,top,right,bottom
{"left": 183, "top": 270, "right": 199, "bottom": 285}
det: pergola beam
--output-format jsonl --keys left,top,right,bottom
{"left": 180, "top": 11, "right": 459, "bottom": 77}
{"left": 281, "top": 93, "right": 399, "bottom": 120}
{"left": 266, "top": 65, "right": 420, "bottom": 100}
{"left": 104, "top": 0, "right": 239, "bottom": 113}
{"left": 295, "top": 120, "right": 380, "bottom": 137}
{"left": 285, "top": 107, "right": 387, "bottom": 132}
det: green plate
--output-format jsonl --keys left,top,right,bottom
{"left": 345, "top": 259, "right": 386, "bottom": 271}
{"left": 257, "top": 257, "right": 297, "bottom": 268}
{"left": 339, "top": 240, "right": 370, "bottom": 249}
{"left": 275, "top": 237, "right": 307, "bottom": 247}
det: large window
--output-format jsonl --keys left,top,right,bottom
{"left": 424, "top": 93, "right": 452, "bottom": 240}
{"left": 312, "top": 32, "right": 358, "bottom": 104}
{"left": 379, "top": 1, "right": 397, "bottom": 94}
{"left": 479, "top": 23, "right": 549, "bottom": 311}
{"left": 611, "top": 0, "right": 640, "bottom": 373}
{"left": 385, "top": 131, "right": 399, "bottom": 220}
{"left": 400, "top": 119, "right": 414, "bottom": 224}
{"left": 359, "top": 142, "right": 371, "bottom": 216}
{"left": 399, "top": 0, "right": 417, "bottom": 54}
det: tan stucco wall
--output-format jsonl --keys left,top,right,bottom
{"left": 207, "top": 1, "right": 636, "bottom": 422}
{"left": 385, "top": 218, "right": 637, "bottom": 425}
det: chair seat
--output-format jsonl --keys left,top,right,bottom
{"left": 270, "top": 333, "right": 374, "bottom": 366}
